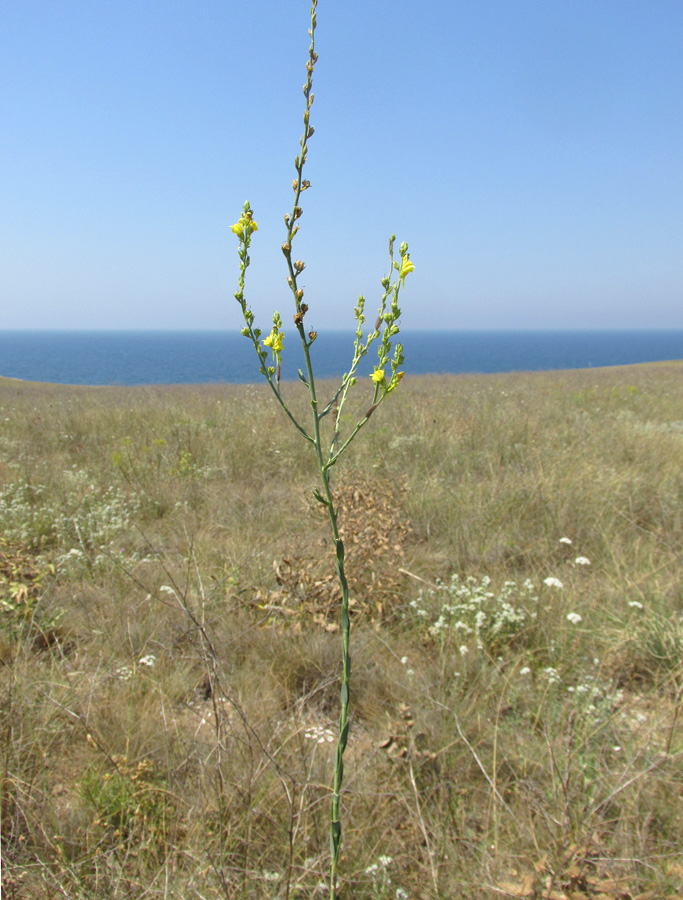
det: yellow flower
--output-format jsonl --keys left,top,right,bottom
{"left": 398, "top": 254, "right": 414, "bottom": 288}
{"left": 263, "top": 330, "right": 284, "bottom": 359}
{"left": 370, "top": 367, "right": 386, "bottom": 385}
{"left": 231, "top": 217, "right": 258, "bottom": 238}
{"left": 387, "top": 371, "right": 404, "bottom": 393}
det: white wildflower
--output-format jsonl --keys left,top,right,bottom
{"left": 260, "top": 871, "right": 282, "bottom": 882}
{"left": 566, "top": 612, "right": 582, "bottom": 625}
{"left": 138, "top": 654, "right": 157, "bottom": 667}
{"left": 115, "top": 665, "right": 133, "bottom": 682}
{"left": 574, "top": 556, "right": 591, "bottom": 566}
{"left": 304, "top": 725, "right": 335, "bottom": 744}
{"left": 629, "top": 601, "right": 644, "bottom": 610}
{"left": 559, "top": 537, "right": 573, "bottom": 545}
{"left": 543, "top": 667, "right": 561, "bottom": 685}
{"left": 543, "top": 577, "right": 564, "bottom": 589}
{"left": 519, "top": 666, "right": 531, "bottom": 676}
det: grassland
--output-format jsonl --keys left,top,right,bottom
{"left": 1, "top": 361, "right": 682, "bottom": 900}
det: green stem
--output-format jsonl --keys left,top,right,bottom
{"left": 295, "top": 320, "right": 350, "bottom": 900}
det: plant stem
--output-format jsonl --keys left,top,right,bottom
{"left": 296, "top": 323, "right": 350, "bottom": 899}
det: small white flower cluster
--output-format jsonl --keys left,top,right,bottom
{"left": 408, "top": 575, "right": 537, "bottom": 655}
{"left": 565, "top": 674, "right": 624, "bottom": 717}
{"left": 543, "top": 576, "right": 564, "bottom": 589}
{"left": 115, "top": 655, "right": 157, "bottom": 681}
{"left": 259, "top": 870, "right": 282, "bottom": 883}
{"left": 543, "top": 666, "right": 561, "bottom": 685}
{"left": 400, "top": 656, "right": 415, "bottom": 677}
{"left": 304, "top": 725, "right": 335, "bottom": 745}
{"left": 365, "top": 855, "right": 403, "bottom": 895}
{"left": 1, "top": 475, "right": 142, "bottom": 565}
{"left": 558, "top": 537, "right": 592, "bottom": 568}
{"left": 566, "top": 612, "right": 582, "bottom": 625}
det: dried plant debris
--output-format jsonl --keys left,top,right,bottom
{"left": 0, "top": 537, "right": 56, "bottom": 642}
{"left": 498, "top": 842, "right": 683, "bottom": 899}
{"left": 255, "top": 474, "right": 414, "bottom": 626}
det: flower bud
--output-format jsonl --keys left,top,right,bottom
{"left": 308, "top": 330, "right": 318, "bottom": 343}
{"left": 281, "top": 242, "right": 291, "bottom": 255}
{"left": 294, "top": 259, "right": 305, "bottom": 273}
{"left": 292, "top": 179, "right": 299, "bottom": 191}
{"left": 295, "top": 288, "right": 304, "bottom": 300}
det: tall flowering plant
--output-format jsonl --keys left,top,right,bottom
{"left": 231, "top": 2, "right": 413, "bottom": 895}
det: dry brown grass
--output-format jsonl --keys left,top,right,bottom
{"left": 1, "top": 363, "right": 683, "bottom": 899}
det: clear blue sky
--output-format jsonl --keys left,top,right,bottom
{"left": 2, "top": 1, "right": 682, "bottom": 331}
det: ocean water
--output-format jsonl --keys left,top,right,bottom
{"left": 0, "top": 330, "right": 681, "bottom": 386}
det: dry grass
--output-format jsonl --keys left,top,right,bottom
{"left": 1, "top": 362, "right": 683, "bottom": 899}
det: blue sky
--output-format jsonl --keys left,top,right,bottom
{"left": 2, "top": 0, "right": 682, "bottom": 331}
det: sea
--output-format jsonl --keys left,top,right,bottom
{"left": 0, "top": 330, "right": 681, "bottom": 386}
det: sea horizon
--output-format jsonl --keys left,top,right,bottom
{"left": 1, "top": 328, "right": 682, "bottom": 387}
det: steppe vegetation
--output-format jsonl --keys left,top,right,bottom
{"left": 1, "top": 361, "right": 683, "bottom": 899}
